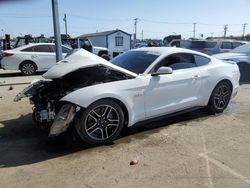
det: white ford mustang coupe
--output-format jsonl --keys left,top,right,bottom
{"left": 14, "top": 47, "right": 240, "bottom": 145}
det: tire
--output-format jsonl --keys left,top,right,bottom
{"left": 20, "top": 61, "right": 37, "bottom": 76}
{"left": 76, "top": 99, "right": 125, "bottom": 145}
{"left": 237, "top": 62, "right": 250, "bottom": 83}
{"left": 207, "top": 81, "right": 232, "bottom": 113}
{"left": 100, "top": 54, "right": 110, "bottom": 61}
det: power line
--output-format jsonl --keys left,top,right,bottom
{"left": 68, "top": 14, "right": 131, "bottom": 22}
{"left": 0, "top": 14, "right": 51, "bottom": 18}
{"left": 140, "top": 19, "right": 191, "bottom": 25}
{"left": 0, "top": 13, "right": 247, "bottom": 28}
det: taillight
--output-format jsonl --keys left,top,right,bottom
{"left": 2, "top": 53, "right": 14, "bottom": 57}
{"left": 200, "top": 49, "right": 206, "bottom": 54}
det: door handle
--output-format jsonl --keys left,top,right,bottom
{"left": 192, "top": 75, "right": 200, "bottom": 79}
{"left": 31, "top": 55, "right": 38, "bottom": 58}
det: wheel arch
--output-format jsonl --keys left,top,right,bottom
{"left": 206, "top": 78, "right": 233, "bottom": 113}
{"left": 98, "top": 50, "right": 108, "bottom": 56}
{"left": 19, "top": 60, "right": 38, "bottom": 70}
{"left": 215, "top": 79, "right": 233, "bottom": 92}
{"left": 208, "top": 78, "right": 233, "bottom": 102}
{"left": 96, "top": 97, "right": 129, "bottom": 127}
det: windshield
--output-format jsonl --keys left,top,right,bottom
{"left": 231, "top": 43, "right": 250, "bottom": 53}
{"left": 111, "top": 51, "right": 160, "bottom": 74}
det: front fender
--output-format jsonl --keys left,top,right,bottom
{"left": 60, "top": 80, "right": 146, "bottom": 126}
{"left": 61, "top": 85, "right": 130, "bottom": 108}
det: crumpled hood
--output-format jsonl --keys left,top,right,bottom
{"left": 43, "top": 49, "right": 137, "bottom": 79}
{"left": 213, "top": 52, "right": 247, "bottom": 60}
{"left": 93, "top": 46, "right": 108, "bottom": 51}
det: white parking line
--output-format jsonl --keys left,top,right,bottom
{"left": 201, "top": 129, "right": 214, "bottom": 188}
{"left": 199, "top": 153, "right": 250, "bottom": 185}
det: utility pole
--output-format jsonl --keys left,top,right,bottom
{"left": 1, "top": 29, "right": 4, "bottom": 37}
{"left": 51, "top": 0, "right": 62, "bottom": 62}
{"left": 223, "top": 25, "right": 228, "bottom": 39}
{"left": 141, "top": 30, "right": 143, "bottom": 41}
{"left": 63, "top": 13, "right": 68, "bottom": 36}
{"left": 210, "top": 32, "right": 214, "bottom": 38}
{"left": 134, "top": 18, "right": 138, "bottom": 41}
{"left": 193, "top": 23, "right": 196, "bottom": 39}
{"left": 133, "top": 18, "right": 139, "bottom": 48}
{"left": 242, "top": 23, "right": 247, "bottom": 39}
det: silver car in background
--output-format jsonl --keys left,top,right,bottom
{"left": 168, "top": 39, "right": 248, "bottom": 55}
{"left": 213, "top": 43, "right": 250, "bottom": 82}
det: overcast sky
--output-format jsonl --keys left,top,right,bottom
{"left": 0, "top": 0, "right": 249, "bottom": 39}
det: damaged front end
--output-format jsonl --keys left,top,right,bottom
{"left": 14, "top": 49, "right": 136, "bottom": 137}
{"left": 14, "top": 65, "right": 134, "bottom": 137}
{"left": 49, "top": 103, "right": 77, "bottom": 137}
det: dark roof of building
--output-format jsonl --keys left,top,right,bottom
{"left": 77, "top": 29, "right": 131, "bottom": 38}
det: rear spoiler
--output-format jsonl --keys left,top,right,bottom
{"left": 222, "top": 60, "right": 237, "bottom": 64}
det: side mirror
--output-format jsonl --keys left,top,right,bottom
{"left": 151, "top": 67, "right": 173, "bottom": 76}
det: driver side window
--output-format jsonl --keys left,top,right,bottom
{"left": 152, "top": 53, "right": 196, "bottom": 72}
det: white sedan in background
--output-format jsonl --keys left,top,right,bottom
{"left": 1, "top": 43, "right": 71, "bottom": 75}
{"left": 15, "top": 47, "right": 240, "bottom": 145}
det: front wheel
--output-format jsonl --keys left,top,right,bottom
{"left": 207, "top": 81, "right": 232, "bottom": 113}
{"left": 76, "top": 99, "right": 125, "bottom": 145}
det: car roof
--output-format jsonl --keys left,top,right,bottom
{"left": 7, "top": 43, "right": 71, "bottom": 52}
{"left": 131, "top": 47, "right": 210, "bottom": 57}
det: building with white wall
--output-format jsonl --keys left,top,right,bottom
{"left": 77, "top": 29, "right": 131, "bottom": 58}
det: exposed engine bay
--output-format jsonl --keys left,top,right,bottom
{"left": 14, "top": 65, "right": 133, "bottom": 136}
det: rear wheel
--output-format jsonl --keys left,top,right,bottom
{"left": 76, "top": 99, "right": 124, "bottom": 145}
{"left": 207, "top": 81, "right": 232, "bottom": 113}
{"left": 20, "top": 61, "right": 37, "bottom": 76}
{"left": 101, "top": 54, "right": 110, "bottom": 61}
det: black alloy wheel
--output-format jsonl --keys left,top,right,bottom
{"left": 76, "top": 99, "right": 125, "bottom": 145}
{"left": 207, "top": 81, "right": 232, "bottom": 113}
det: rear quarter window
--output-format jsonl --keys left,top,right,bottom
{"left": 232, "top": 42, "right": 244, "bottom": 49}
{"left": 21, "top": 45, "right": 52, "bottom": 52}
{"left": 21, "top": 46, "right": 35, "bottom": 52}
{"left": 194, "top": 55, "right": 211, "bottom": 66}
{"left": 33, "top": 45, "right": 51, "bottom": 52}
{"left": 190, "top": 41, "right": 217, "bottom": 49}
{"left": 221, "top": 42, "right": 233, "bottom": 49}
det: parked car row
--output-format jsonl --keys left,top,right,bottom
{"left": 168, "top": 39, "right": 248, "bottom": 55}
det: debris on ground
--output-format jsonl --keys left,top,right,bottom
{"left": 130, "top": 159, "right": 138, "bottom": 165}
{"left": 8, "top": 86, "right": 13, "bottom": 91}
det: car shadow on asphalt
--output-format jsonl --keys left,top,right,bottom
{"left": 0, "top": 71, "right": 45, "bottom": 78}
{"left": 0, "top": 108, "right": 213, "bottom": 168}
